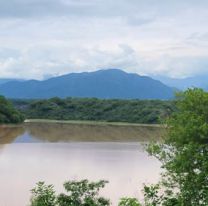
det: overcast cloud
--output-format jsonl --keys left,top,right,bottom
{"left": 0, "top": 0, "right": 208, "bottom": 79}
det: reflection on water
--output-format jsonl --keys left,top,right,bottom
{"left": 0, "top": 143, "right": 161, "bottom": 206}
{"left": 0, "top": 125, "right": 24, "bottom": 144}
{"left": 0, "top": 122, "right": 164, "bottom": 143}
{"left": 0, "top": 123, "right": 163, "bottom": 206}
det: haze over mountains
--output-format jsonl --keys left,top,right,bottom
{"left": 0, "top": 69, "right": 174, "bottom": 100}
{"left": 153, "top": 75, "right": 208, "bottom": 91}
{"left": 0, "top": 79, "right": 15, "bottom": 85}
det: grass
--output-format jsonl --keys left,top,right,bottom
{"left": 24, "top": 119, "right": 163, "bottom": 127}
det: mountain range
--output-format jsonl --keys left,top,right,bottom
{"left": 0, "top": 69, "right": 174, "bottom": 99}
{"left": 153, "top": 75, "right": 208, "bottom": 91}
{"left": 0, "top": 79, "right": 15, "bottom": 85}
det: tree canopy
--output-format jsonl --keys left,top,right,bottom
{"left": 13, "top": 98, "right": 175, "bottom": 124}
{"left": 30, "top": 180, "right": 110, "bottom": 206}
{"left": 145, "top": 88, "right": 208, "bottom": 205}
{"left": 0, "top": 95, "right": 24, "bottom": 123}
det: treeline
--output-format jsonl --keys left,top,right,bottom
{"left": 12, "top": 97, "right": 176, "bottom": 124}
{"left": 0, "top": 96, "right": 24, "bottom": 123}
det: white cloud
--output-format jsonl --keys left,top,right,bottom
{"left": 0, "top": 0, "right": 208, "bottom": 79}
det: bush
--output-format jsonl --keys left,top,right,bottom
{"left": 30, "top": 180, "right": 110, "bottom": 206}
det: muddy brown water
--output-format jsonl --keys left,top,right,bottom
{"left": 0, "top": 122, "right": 164, "bottom": 206}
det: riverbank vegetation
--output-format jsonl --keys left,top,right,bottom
{"left": 144, "top": 88, "right": 208, "bottom": 205}
{"left": 13, "top": 98, "right": 175, "bottom": 124}
{"left": 0, "top": 96, "right": 24, "bottom": 124}
{"left": 30, "top": 180, "right": 111, "bottom": 206}
{"left": 29, "top": 88, "right": 208, "bottom": 205}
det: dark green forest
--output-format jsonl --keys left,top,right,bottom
{"left": 0, "top": 96, "right": 24, "bottom": 123}
{"left": 12, "top": 97, "right": 176, "bottom": 124}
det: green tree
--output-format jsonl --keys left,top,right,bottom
{"left": 30, "top": 182, "right": 56, "bottom": 206}
{"left": 145, "top": 88, "right": 208, "bottom": 205}
{"left": 30, "top": 180, "right": 110, "bottom": 206}
{"left": 118, "top": 197, "right": 141, "bottom": 206}
{"left": 57, "top": 179, "right": 110, "bottom": 206}
{"left": 0, "top": 95, "right": 24, "bottom": 123}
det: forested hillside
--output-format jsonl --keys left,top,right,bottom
{"left": 13, "top": 98, "right": 176, "bottom": 124}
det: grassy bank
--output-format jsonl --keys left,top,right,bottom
{"left": 24, "top": 119, "right": 163, "bottom": 127}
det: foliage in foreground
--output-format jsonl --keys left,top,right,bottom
{"left": 30, "top": 180, "right": 110, "bottom": 206}
{"left": 0, "top": 95, "right": 24, "bottom": 123}
{"left": 145, "top": 88, "right": 208, "bottom": 205}
{"left": 118, "top": 198, "right": 141, "bottom": 206}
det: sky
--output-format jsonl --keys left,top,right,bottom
{"left": 0, "top": 0, "right": 208, "bottom": 80}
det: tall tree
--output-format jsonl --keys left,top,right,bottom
{"left": 146, "top": 88, "right": 208, "bottom": 205}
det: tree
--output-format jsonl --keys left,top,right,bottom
{"left": 0, "top": 95, "right": 24, "bottom": 123}
{"left": 30, "top": 180, "right": 110, "bottom": 206}
{"left": 118, "top": 197, "right": 141, "bottom": 206}
{"left": 145, "top": 88, "right": 208, "bottom": 205}
{"left": 57, "top": 179, "right": 110, "bottom": 206}
{"left": 14, "top": 98, "right": 175, "bottom": 124}
{"left": 30, "top": 182, "right": 56, "bottom": 206}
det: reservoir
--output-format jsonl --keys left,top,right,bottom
{"left": 0, "top": 122, "right": 163, "bottom": 205}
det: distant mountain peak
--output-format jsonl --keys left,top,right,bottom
{"left": 0, "top": 69, "right": 174, "bottom": 99}
{"left": 97, "top": 68, "right": 127, "bottom": 73}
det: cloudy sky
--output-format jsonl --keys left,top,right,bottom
{"left": 0, "top": 0, "right": 208, "bottom": 79}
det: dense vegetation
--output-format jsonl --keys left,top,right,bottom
{"left": 29, "top": 89, "right": 208, "bottom": 205}
{"left": 13, "top": 98, "right": 175, "bottom": 124}
{"left": 0, "top": 96, "right": 24, "bottom": 123}
{"left": 30, "top": 180, "right": 142, "bottom": 206}
{"left": 30, "top": 180, "right": 110, "bottom": 206}
{"left": 144, "top": 88, "right": 208, "bottom": 205}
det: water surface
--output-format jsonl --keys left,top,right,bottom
{"left": 0, "top": 122, "right": 163, "bottom": 206}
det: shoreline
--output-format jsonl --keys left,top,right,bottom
{"left": 24, "top": 119, "right": 163, "bottom": 127}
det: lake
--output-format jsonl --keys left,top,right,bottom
{"left": 0, "top": 122, "right": 163, "bottom": 206}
